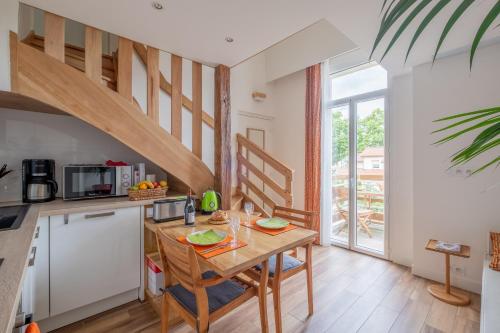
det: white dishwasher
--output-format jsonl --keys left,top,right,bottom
{"left": 49, "top": 206, "right": 141, "bottom": 316}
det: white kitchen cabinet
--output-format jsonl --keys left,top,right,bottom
{"left": 33, "top": 216, "right": 50, "bottom": 321}
{"left": 49, "top": 207, "right": 141, "bottom": 316}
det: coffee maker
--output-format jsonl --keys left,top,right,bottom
{"left": 22, "top": 159, "right": 58, "bottom": 203}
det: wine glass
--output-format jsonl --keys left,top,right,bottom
{"left": 229, "top": 212, "right": 240, "bottom": 246}
{"left": 244, "top": 201, "right": 254, "bottom": 225}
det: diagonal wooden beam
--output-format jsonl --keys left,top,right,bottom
{"left": 132, "top": 42, "right": 214, "bottom": 128}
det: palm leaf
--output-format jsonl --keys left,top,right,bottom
{"left": 470, "top": 157, "right": 500, "bottom": 175}
{"left": 470, "top": 1, "right": 500, "bottom": 68}
{"left": 380, "top": 0, "right": 432, "bottom": 61}
{"left": 434, "top": 107, "right": 500, "bottom": 122}
{"left": 432, "top": 109, "right": 500, "bottom": 133}
{"left": 370, "top": 0, "right": 417, "bottom": 59}
{"left": 405, "top": 0, "right": 453, "bottom": 62}
{"left": 432, "top": 0, "right": 475, "bottom": 63}
{"left": 452, "top": 139, "right": 500, "bottom": 167}
{"left": 433, "top": 116, "right": 500, "bottom": 145}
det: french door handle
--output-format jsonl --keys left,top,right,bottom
{"left": 84, "top": 211, "right": 115, "bottom": 219}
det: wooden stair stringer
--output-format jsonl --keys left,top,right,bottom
{"left": 13, "top": 38, "right": 214, "bottom": 195}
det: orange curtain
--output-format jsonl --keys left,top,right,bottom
{"left": 304, "top": 63, "right": 321, "bottom": 243}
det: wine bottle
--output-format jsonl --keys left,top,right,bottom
{"left": 184, "top": 189, "right": 195, "bottom": 226}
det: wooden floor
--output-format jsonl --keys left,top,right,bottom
{"left": 52, "top": 246, "right": 480, "bottom": 333}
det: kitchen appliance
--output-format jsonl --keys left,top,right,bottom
{"left": 22, "top": 159, "right": 58, "bottom": 203}
{"left": 201, "top": 190, "right": 221, "bottom": 214}
{"left": 153, "top": 197, "right": 187, "bottom": 222}
{"left": 62, "top": 165, "right": 133, "bottom": 200}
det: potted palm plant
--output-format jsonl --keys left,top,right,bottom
{"left": 371, "top": 0, "right": 499, "bottom": 174}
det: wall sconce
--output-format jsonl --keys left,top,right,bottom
{"left": 252, "top": 91, "right": 267, "bottom": 102}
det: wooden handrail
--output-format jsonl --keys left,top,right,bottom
{"left": 236, "top": 134, "right": 293, "bottom": 178}
{"left": 132, "top": 43, "right": 214, "bottom": 129}
{"left": 237, "top": 153, "right": 291, "bottom": 201}
{"left": 236, "top": 133, "right": 293, "bottom": 214}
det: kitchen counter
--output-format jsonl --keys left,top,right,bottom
{"left": 0, "top": 194, "right": 182, "bottom": 333}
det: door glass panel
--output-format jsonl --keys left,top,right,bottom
{"left": 355, "top": 98, "right": 385, "bottom": 253}
{"left": 331, "top": 104, "right": 350, "bottom": 245}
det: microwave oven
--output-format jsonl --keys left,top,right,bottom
{"left": 62, "top": 165, "right": 133, "bottom": 200}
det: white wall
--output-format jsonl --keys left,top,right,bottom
{"left": 389, "top": 73, "right": 414, "bottom": 267}
{"left": 411, "top": 43, "right": 500, "bottom": 293}
{"left": 231, "top": 52, "right": 275, "bottom": 189}
{"left": 0, "top": 109, "right": 167, "bottom": 202}
{"left": 265, "top": 19, "right": 355, "bottom": 82}
{"left": 271, "top": 70, "right": 307, "bottom": 210}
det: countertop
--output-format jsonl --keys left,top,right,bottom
{"left": 0, "top": 194, "right": 181, "bottom": 333}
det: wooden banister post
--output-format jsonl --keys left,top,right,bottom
{"left": 192, "top": 61, "right": 202, "bottom": 158}
{"left": 117, "top": 37, "right": 133, "bottom": 101}
{"left": 171, "top": 54, "right": 182, "bottom": 139}
{"left": 214, "top": 65, "right": 231, "bottom": 210}
{"left": 147, "top": 46, "right": 159, "bottom": 124}
{"left": 85, "top": 26, "right": 102, "bottom": 82}
{"left": 44, "top": 12, "right": 65, "bottom": 62}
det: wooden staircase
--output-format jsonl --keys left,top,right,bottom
{"left": 8, "top": 11, "right": 219, "bottom": 195}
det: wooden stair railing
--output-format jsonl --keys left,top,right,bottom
{"left": 10, "top": 30, "right": 214, "bottom": 195}
{"left": 236, "top": 134, "right": 293, "bottom": 217}
{"left": 21, "top": 33, "right": 215, "bottom": 129}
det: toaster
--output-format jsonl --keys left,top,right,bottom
{"left": 153, "top": 197, "right": 187, "bottom": 222}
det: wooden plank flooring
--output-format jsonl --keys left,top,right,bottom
{"left": 51, "top": 246, "right": 480, "bottom": 333}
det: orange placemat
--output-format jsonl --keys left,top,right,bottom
{"left": 176, "top": 235, "right": 247, "bottom": 259}
{"left": 241, "top": 219, "right": 298, "bottom": 236}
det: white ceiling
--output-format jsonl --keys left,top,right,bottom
{"left": 20, "top": 0, "right": 500, "bottom": 73}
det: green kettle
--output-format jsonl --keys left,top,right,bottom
{"left": 201, "top": 190, "right": 221, "bottom": 214}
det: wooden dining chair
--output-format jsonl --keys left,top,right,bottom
{"left": 247, "top": 206, "right": 318, "bottom": 333}
{"left": 156, "top": 228, "right": 262, "bottom": 333}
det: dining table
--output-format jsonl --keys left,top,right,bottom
{"left": 155, "top": 212, "right": 318, "bottom": 332}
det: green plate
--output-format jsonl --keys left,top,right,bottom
{"left": 186, "top": 229, "right": 227, "bottom": 246}
{"left": 256, "top": 217, "right": 289, "bottom": 230}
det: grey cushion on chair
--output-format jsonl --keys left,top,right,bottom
{"left": 255, "top": 254, "right": 303, "bottom": 277}
{"left": 166, "top": 271, "right": 246, "bottom": 315}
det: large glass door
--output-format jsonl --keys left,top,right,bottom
{"left": 331, "top": 94, "right": 387, "bottom": 257}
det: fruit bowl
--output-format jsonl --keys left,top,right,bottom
{"left": 128, "top": 187, "right": 168, "bottom": 201}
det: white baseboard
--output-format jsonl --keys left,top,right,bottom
{"left": 38, "top": 289, "right": 139, "bottom": 332}
{"left": 412, "top": 266, "right": 481, "bottom": 294}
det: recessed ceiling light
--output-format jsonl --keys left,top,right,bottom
{"left": 152, "top": 2, "right": 164, "bottom": 10}
{"left": 225, "top": 37, "right": 234, "bottom": 43}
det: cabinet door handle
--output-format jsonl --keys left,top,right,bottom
{"left": 34, "top": 226, "right": 40, "bottom": 239}
{"left": 28, "top": 246, "right": 37, "bottom": 267}
{"left": 84, "top": 211, "right": 115, "bottom": 219}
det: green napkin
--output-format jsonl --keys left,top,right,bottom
{"left": 187, "top": 229, "right": 224, "bottom": 245}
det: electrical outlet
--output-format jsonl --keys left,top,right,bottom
{"left": 452, "top": 265, "right": 466, "bottom": 277}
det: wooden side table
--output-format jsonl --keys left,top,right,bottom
{"left": 425, "top": 239, "right": 471, "bottom": 306}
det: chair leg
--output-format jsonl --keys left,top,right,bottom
{"left": 273, "top": 253, "right": 284, "bottom": 333}
{"left": 161, "top": 294, "right": 170, "bottom": 333}
{"left": 305, "top": 243, "right": 314, "bottom": 316}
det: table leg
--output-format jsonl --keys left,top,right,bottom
{"left": 427, "top": 252, "right": 470, "bottom": 306}
{"left": 258, "top": 259, "right": 269, "bottom": 333}
{"left": 445, "top": 253, "right": 451, "bottom": 294}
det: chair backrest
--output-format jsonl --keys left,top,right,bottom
{"left": 272, "top": 206, "right": 317, "bottom": 229}
{"left": 156, "top": 228, "right": 203, "bottom": 293}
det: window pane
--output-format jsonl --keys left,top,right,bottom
{"left": 331, "top": 64, "right": 387, "bottom": 100}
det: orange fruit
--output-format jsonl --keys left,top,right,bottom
{"left": 25, "top": 323, "right": 41, "bottom": 333}
{"left": 139, "top": 183, "right": 148, "bottom": 190}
